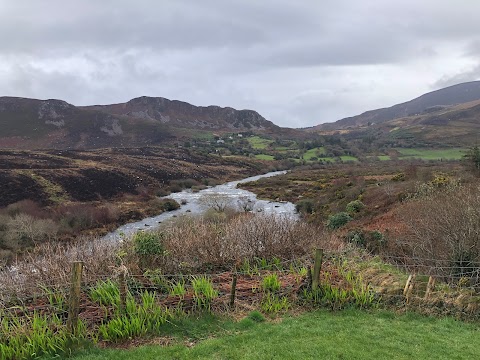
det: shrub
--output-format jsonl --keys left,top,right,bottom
{"left": 133, "top": 231, "right": 164, "bottom": 256}
{"left": 398, "top": 183, "right": 480, "bottom": 281}
{"left": 326, "top": 212, "right": 352, "bottom": 229}
{"left": 161, "top": 199, "right": 180, "bottom": 212}
{"left": 345, "top": 200, "right": 365, "bottom": 213}
{"left": 345, "top": 230, "right": 365, "bottom": 246}
{"left": 295, "top": 199, "right": 315, "bottom": 214}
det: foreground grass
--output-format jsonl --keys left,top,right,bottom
{"left": 71, "top": 309, "right": 479, "bottom": 360}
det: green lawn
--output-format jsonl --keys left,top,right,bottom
{"left": 254, "top": 154, "right": 275, "bottom": 161}
{"left": 395, "top": 148, "right": 466, "bottom": 160}
{"left": 247, "top": 136, "right": 273, "bottom": 149}
{"left": 378, "top": 155, "right": 391, "bottom": 161}
{"left": 71, "top": 309, "right": 480, "bottom": 360}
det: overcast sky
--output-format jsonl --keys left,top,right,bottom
{"left": 1, "top": 0, "right": 479, "bottom": 128}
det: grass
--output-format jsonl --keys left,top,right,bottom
{"left": 70, "top": 309, "right": 480, "bottom": 360}
{"left": 378, "top": 155, "right": 391, "bottom": 161}
{"left": 303, "top": 147, "right": 326, "bottom": 160}
{"left": 395, "top": 148, "right": 466, "bottom": 160}
{"left": 247, "top": 136, "right": 273, "bottom": 149}
{"left": 340, "top": 155, "right": 359, "bottom": 162}
{"left": 254, "top": 154, "right": 275, "bottom": 161}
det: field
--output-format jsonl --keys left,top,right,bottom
{"left": 303, "top": 147, "right": 326, "bottom": 160}
{"left": 71, "top": 309, "right": 480, "bottom": 360}
{"left": 255, "top": 154, "right": 275, "bottom": 160}
{"left": 247, "top": 136, "right": 274, "bottom": 149}
{"left": 395, "top": 148, "right": 466, "bottom": 160}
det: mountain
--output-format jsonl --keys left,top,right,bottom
{"left": 0, "top": 96, "right": 282, "bottom": 150}
{"left": 315, "top": 81, "right": 480, "bottom": 131}
{"left": 84, "top": 96, "right": 280, "bottom": 131}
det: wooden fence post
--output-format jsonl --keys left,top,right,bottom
{"left": 118, "top": 265, "right": 128, "bottom": 313}
{"left": 67, "top": 261, "right": 83, "bottom": 335}
{"left": 230, "top": 270, "right": 238, "bottom": 309}
{"left": 312, "top": 249, "right": 324, "bottom": 291}
{"left": 403, "top": 273, "right": 416, "bottom": 304}
{"left": 424, "top": 276, "right": 436, "bottom": 300}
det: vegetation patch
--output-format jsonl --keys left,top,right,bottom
{"left": 395, "top": 148, "right": 466, "bottom": 160}
{"left": 70, "top": 309, "right": 480, "bottom": 360}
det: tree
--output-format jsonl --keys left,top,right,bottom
{"left": 464, "top": 145, "right": 480, "bottom": 175}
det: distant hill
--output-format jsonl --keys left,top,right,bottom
{"left": 315, "top": 81, "right": 480, "bottom": 131}
{"left": 0, "top": 96, "right": 284, "bottom": 150}
{"left": 84, "top": 96, "right": 280, "bottom": 132}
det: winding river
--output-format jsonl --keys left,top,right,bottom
{"left": 103, "top": 170, "right": 297, "bottom": 242}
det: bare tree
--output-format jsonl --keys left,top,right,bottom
{"left": 199, "top": 193, "right": 233, "bottom": 212}
{"left": 237, "top": 196, "right": 256, "bottom": 212}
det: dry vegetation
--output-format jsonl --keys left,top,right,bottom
{"left": 0, "top": 147, "right": 284, "bottom": 262}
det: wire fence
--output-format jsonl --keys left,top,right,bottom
{"left": 1, "top": 251, "right": 479, "bottom": 326}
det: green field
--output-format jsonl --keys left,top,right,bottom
{"left": 395, "top": 148, "right": 466, "bottom": 160}
{"left": 71, "top": 309, "right": 480, "bottom": 360}
{"left": 247, "top": 136, "right": 273, "bottom": 149}
{"left": 303, "top": 147, "right": 326, "bottom": 160}
{"left": 378, "top": 155, "right": 391, "bottom": 161}
{"left": 255, "top": 154, "right": 275, "bottom": 161}
{"left": 340, "top": 155, "right": 359, "bottom": 162}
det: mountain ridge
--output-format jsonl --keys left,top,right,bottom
{"left": 315, "top": 81, "right": 480, "bottom": 131}
{"left": 0, "top": 95, "right": 281, "bottom": 150}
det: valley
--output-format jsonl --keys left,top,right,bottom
{"left": 1, "top": 82, "right": 480, "bottom": 360}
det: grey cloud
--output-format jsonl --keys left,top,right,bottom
{"left": 1, "top": 0, "right": 480, "bottom": 127}
{"left": 433, "top": 64, "right": 480, "bottom": 89}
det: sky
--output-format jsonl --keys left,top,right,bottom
{"left": 0, "top": 0, "right": 479, "bottom": 128}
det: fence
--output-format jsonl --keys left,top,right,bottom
{"left": 1, "top": 249, "right": 479, "bottom": 332}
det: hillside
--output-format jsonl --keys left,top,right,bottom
{"left": 84, "top": 96, "right": 280, "bottom": 132}
{"left": 0, "top": 96, "right": 289, "bottom": 150}
{"left": 315, "top": 81, "right": 480, "bottom": 131}
{"left": 0, "top": 97, "right": 173, "bottom": 149}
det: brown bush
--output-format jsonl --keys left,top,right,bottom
{"left": 55, "top": 203, "right": 118, "bottom": 232}
{"left": 397, "top": 183, "right": 480, "bottom": 281}
{"left": 150, "top": 213, "right": 329, "bottom": 272}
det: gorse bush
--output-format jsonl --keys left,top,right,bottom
{"left": 345, "top": 200, "right": 365, "bottom": 213}
{"left": 326, "top": 212, "right": 352, "bottom": 229}
{"left": 133, "top": 231, "right": 164, "bottom": 256}
{"left": 295, "top": 198, "right": 315, "bottom": 214}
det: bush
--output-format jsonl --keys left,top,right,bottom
{"left": 345, "top": 200, "right": 365, "bottom": 213}
{"left": 133, "top": 231, "right": 164, "bottom": 256}
{"left": 296, "top": 199, "right": 315, "bottom": 214}
{"left": 326, "top": 212, "right": 352, "bottom": 230}
{"left": 161, "top": 199, "right": 180, "bottom": 212}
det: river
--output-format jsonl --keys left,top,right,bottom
{"left": 103, "top": 170, "right": 297, "bottom": 242}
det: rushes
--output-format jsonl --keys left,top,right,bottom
{"left": 0, "top": 311, "right": 86, "bottom": 360}
{"left": 98, "top": 291, "right": 173, "bottom": 342}
{"left": 191, "top": 276, "right": 218, "bottom": 311}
